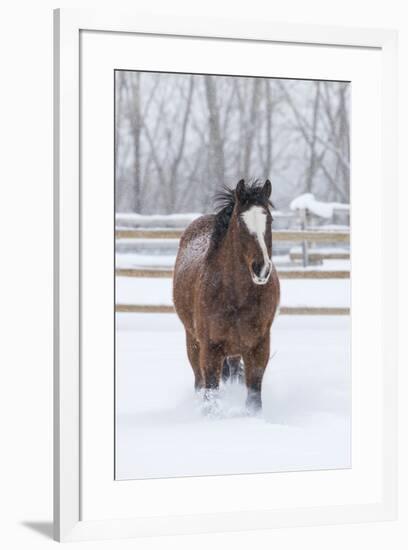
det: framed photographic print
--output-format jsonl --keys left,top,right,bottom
{"left": 54, "top": 8, "right": 398, "bottom": 542}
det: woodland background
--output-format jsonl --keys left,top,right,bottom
{"left": 115, "top": 72, "right": 350, "bottom": 214}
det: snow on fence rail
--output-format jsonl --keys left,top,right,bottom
{"left": 290, "top": 193, "right": 349, "bottom": 219}
{"left": 288, "top": 195, "right": 350, "bottom": 267}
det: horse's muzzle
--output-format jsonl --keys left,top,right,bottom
{"left": 250, "top": 260, "right": 272, "bottom": 285}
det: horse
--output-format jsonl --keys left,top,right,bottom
{"left": 173, "top": 179, "right": 280, "bottom": 412}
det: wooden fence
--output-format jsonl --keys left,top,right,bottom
{"left": 115, "top": 227, "right": 350, "bottom": 316}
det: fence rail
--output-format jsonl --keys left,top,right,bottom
{"left": 115, "top": 267, "right": 350, "bottom": 279}
{"left": 289, "top": 250, "right": 350, "bottom": 262}
{"left": 115, "top": 304, "right": 350, "bottom": 316}
{"left": 116, "top": 228, "right": 350, "bottom": 243}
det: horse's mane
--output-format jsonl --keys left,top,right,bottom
{"left": 210, "top": 179, "right": 273, "bottom": 250}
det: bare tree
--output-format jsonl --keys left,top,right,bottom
{"left": 115, "top": 71, "right": 350, "bottom": 213}
{"left": 167, "top": 76, "right": 195, "bottom": 211}
{"left": 277, "top": 80, "right": 349, "bottom": 202}
{"left": 204, "top": 75, "right": 225, "bottom": 199}
{"left": 128, "top": 72, "right": 142, "bottom": 211}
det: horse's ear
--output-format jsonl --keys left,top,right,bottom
{"left": 262, "top": 179, "right": 272, "bottom": 199}
{"left": 235, "top": 179, "right": 246, "bottom": 202}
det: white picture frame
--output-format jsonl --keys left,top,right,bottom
{"left": 54, "top": 8, "right": 398, "bottom": 542}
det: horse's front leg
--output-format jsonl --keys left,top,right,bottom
{"left": 199, "top": 342, "right": 224, "bottom": 414}
{"left": 185, "top": 331, "right": 203, "bottom": 390}
{"left": 242, "top": 334, "right": 270, "bottom": 412}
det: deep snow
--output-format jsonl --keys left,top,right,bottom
{"left": 115, "top": 313, "right": 351, "bottom": 480}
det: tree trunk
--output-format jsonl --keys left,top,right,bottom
{"left": 204, "top": 76, "right": 225, "bottom": 201}
{"left": 130, "top": 72, "right": 141, "bottom": 212}
{"left": 264, "top": 79, "right": 273, "bottom": 177}
{"left": 243, "top": 79, "right": 261, "bottom": 178}
{"left": 305, "top": 81, "right": 321, "bottom": 193}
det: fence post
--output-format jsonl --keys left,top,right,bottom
{"left": 300, "top": 208, "right": 309, "bottom": 267}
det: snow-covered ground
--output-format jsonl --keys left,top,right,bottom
{"left": 116, "top": 276, "right": 350, "bottom": 309}
{"left": 115, "top": 313, "right": 351, "bottom": 480}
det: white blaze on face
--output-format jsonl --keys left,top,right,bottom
{"left": 241, "top": 206, "right": 272, "bottom": 284}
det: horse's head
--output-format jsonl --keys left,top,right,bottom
{"left": 233, "top": 179, "right": 273, "bottom": 285}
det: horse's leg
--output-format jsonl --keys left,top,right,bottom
{"left": 186, "top": 331, "right": 202, "bottom": 390}
{"left": 200, "top": 342, "right": 224, "bottom": 409}
{"left": 242, "top": 335, "right": 270, "bottom": 412}
{"left": 221, "top": 358, "right": 230, "bottom": 383}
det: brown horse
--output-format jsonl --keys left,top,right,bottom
{"left": 173, "top": 179, "right": 280, "bottom": 412}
